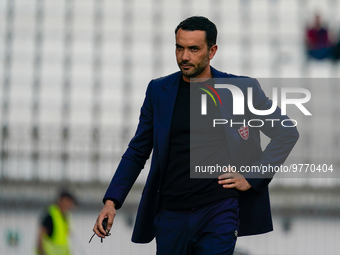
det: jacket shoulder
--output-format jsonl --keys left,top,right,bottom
{"left": 212, "top": 68, "right": 258, "bottom": 89}
{"left": 211, "top": 66, "right": 249, "bottom": 78}
{"left": 151, "top": 71, "right": 181, "bottom": 85}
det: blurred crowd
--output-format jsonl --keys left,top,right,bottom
{"left": 305, "top": 14, "right": 340, "bottom": 61}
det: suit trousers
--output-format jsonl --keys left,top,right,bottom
{"left": 154, "top": 197, "right": 239, "bottom": 255}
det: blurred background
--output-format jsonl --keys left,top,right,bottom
{"left": 1, "top": 0, "right": 340, "bottom": 254}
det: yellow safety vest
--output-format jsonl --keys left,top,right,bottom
{"left": 39, "top": 204, "right": 71, "bottom": 255}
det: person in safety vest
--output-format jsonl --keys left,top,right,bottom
{"left": 36, "top": 190, "right": 77, "bottom": 255}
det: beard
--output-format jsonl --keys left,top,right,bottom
{"left": 178, "top": 55, "right": 209, "bottom": 78}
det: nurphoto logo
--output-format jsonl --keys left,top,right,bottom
{"left": 199, "top": 83, "right": 312, "bottom": 128}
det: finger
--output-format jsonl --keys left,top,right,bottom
{"left": 218, "top": 173, "right": 232, "bottom": 180}
{"left": 97, "top": 215, "right": 107, "bottom": 236}
{"left": 93, "top": 222, "right": 106, "bottom": 238}
{"left": 107, "top": 214, "right": 114, "bottom": 232}
{"left": 223, "top": 183, "right": 236, "bottom": 188}
{"left": 218, "top": 178, "right": 234, "bottom": 185}
{"left": 93, "top": 227, "right": 105, "bottom": 238}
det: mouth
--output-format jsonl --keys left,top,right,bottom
{"left": 181, "top": 64, "right": 193, "bottom": 69}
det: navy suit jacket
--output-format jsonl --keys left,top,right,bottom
{"left": 104, "top": 67, "right": 299, "bottom": 243}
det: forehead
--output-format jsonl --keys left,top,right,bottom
{"left": 176, "top": 28, "right": 207, "bottom": 46}
{"left": 60, "top": 196, "right": 75, "bottom": 203}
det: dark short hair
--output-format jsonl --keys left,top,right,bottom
{"left": 59, "top": 189, "right": 78, "bottom": 204}
{"left": 175, "top": 16, "right": 217, "bottom": 48}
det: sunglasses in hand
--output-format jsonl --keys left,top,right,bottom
{"left": 89, "top": 217, "right": 111, "bottom": 243}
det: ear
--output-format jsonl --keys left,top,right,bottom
{"left": 209, "top": 44, "right": 218, "bottom": 60}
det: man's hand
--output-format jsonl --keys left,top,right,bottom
{"left": 93, "top": 200, "right": 116, "bottom": 238}
{"left": 218, "top": 169, "right": 252, "bottom": 191}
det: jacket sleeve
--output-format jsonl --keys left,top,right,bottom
{"left": 244, "top": 79, "right": 299, "bottom": 192}
{"left": 103, "top": 80, "right": 155, "bottom": 209}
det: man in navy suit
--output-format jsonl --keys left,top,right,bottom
{"left": 93, "top": 16, "right": 299, "bottom": 254}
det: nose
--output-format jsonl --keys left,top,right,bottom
{"left": 181, "top": 49, "right": 190, "bottom": 61}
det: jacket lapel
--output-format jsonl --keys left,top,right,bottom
{"left": 157, "top": 72, "right": 181, "bottom": 172}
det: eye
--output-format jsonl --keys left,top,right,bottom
{"left": 176, "top": 45, "right": 183, "bottom": 50}
{"left": 190, "top": 47, "right": 199, "bottom": 52}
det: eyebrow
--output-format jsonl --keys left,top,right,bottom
{"left": 175, "top": 43, "right": 200, "bottom": 49}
